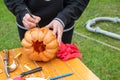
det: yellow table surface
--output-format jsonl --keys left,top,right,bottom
{"left": 0, "top": 48, "right": 100, "bottom": 80}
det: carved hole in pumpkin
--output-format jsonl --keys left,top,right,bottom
{"left": 33, "top": 41, "right": 46, "bottom": 53}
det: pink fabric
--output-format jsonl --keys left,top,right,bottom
{"left": 13, "top": 76, "right": 26, "bottom": 80}
{"left": 57, "top": 42, "right": 82, "bottom": 61}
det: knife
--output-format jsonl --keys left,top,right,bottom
{"left": 20, "top": 67, "right": 42, "bottom": 77}
{"left": 3, "top": 49, "right": 10, "bottom": 77}
{"left": 14, "top": 67, "right": 42, "bottom": 78}
{"left": 13, "top": 67, "right": 42, "bottom": 80}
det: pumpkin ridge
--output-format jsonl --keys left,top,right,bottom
{"left": 39, "top": 52, "right": 50, "bottom": 61}
{"left": 40, "top": 27, "right": 49, "bottom": 41}
{"left": 30, "top": 28, "right": 39, "bottom": 42}
{"left": 43, "top": 30, "right": 56, "bottom": 44}
{"left": 24, "top": 31, "right": 33, "bottom": 44}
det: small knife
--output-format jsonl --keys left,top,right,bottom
{"left": 3, "top": 49, "right": 10, "bottom": 77}
{"left": 13, "top": 67, "right": 42, "bottom": 80}
{"left": 15, "top": 67, "right": 42, "bottom": 78}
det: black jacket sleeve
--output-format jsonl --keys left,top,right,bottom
{"left": 56, "top": 0, "right": 89, "bottom": 26}
{"left": 4, "top": 0, "right": 28, "bottom": 20}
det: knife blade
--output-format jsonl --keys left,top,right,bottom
{"left": 3, "top": 49, "right": 10, "bottom": 77}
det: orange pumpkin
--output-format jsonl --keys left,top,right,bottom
{"left": 21, "top": 27, "right": 59, "bottom": 62}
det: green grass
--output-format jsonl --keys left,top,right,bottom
{"left": 0, "top": 0, "right": 21, "bottom": 49}
{"left": 0, "top": 0, "right": 120, "bottom": 80}
{"left": 73, "top": 0, "right": 120, "bottom": 80}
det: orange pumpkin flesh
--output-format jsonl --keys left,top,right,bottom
{"left": 21, "top": 27, "right": 59, "bottom": 62}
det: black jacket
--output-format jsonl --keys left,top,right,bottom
{"left": 4, "top": 0, "right": 89, "bottom": 29}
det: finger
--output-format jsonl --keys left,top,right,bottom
{"left": 53, "top": 26, "right": 57, "bottom": 35}
{"left": 32, "top": 15, "right": 41, "bottom": 23}
{"left": 46, "top": 22, "right": 52, "bottom": 28}
{"left": 27, "top": 21, "right": 36, "bottom": 28}
{"left": 23, "top": 19, "right": 36, "bottom": 28}
{"left": 57, "top": 30, "right": 63, "bottom": 45}
{"left": 57, "top": 35, "right": 62, "bottom": 46}
{"left": 24, "top": 14, "right": 36, "bottom": 23}
{"left": 26, "top": 15, "right": 37, "bottom": 23}
{"left": 23, "top": 21, "right": 29, "bottom": 28}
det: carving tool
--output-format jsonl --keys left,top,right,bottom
{"left": 3, "top": 49, "right": 10, "bottom": 77}
{"left": 13, "top": 67, "right": 42, "bottom": 79}
{"left": 26, "top": 8, "right": 39, "bottom": 27}
{"left": 9, "top": 52, "right": 22, "bottom": 72}
{"left": 49, "top": 72, "right": 73, "bottom": 80}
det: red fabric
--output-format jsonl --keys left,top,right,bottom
{"left": 57, "top": 42, "right": 82, "bottom": 61}
{"left": 13, "top": 76, "right": 26, "bottom": 80}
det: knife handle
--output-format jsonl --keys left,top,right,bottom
{"left": 3, "top": 49, "right": 10, "bottom": 77}
{"left": 20, "top": 67, "right": 42, "bottom": 77}
{"left": 3, "top": 49, "right": 9, "bottom": 66}
{"left": 3, "top": 49, "right": 9, "bottom": 60}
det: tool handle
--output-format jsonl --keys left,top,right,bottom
{"left": 20, "top": 67, "right": 42, "bottom": 77}
{"left": 26, "top": 8, "right": 34, "bottom": 18}
{"left": 3, "top": 49, "right": 9, "bottom": 60}
{"left": 3, "top": 49, "right": 10, "bottom": 77}
{"left": 3, "top": 49, "right": 9, "bottom": 67}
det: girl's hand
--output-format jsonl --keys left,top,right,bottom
{"left": 22, "top": 13, "right": 41, "bottom": 29}
{"left": 46, "top": 19, "right": 64, "bottom": 45}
